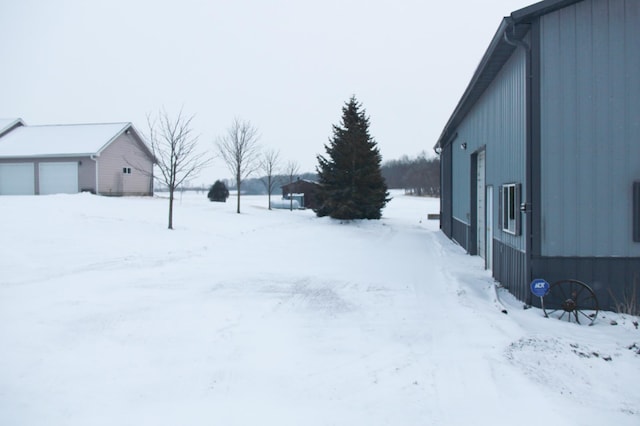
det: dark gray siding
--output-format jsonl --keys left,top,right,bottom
{"left": 440, "top": 143, "right": 453, "bottom": 238}
{"left": 531, "top": 256, "right": 640, "bottom": 314}
{"left": 494, "top": 240, "right": 528, "bottom": 302}
{"left": 452, "top": 218, "right": 469, "bottom": 250}
{"left": 540, "top": 0, "right": 640, "bottom": 257}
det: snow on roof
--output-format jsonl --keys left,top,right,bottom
{"left": 281, "top": 179, "right": 318, "bottom": 188}
{"left": 0, "top": 122, "right": 132, "bottom": 158}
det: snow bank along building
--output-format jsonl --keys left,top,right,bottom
{"left": 0, "top": 119, "right": 154, "bottom": 196}
{"left": 434, "top": 0, "right": 639, "bottom": 309}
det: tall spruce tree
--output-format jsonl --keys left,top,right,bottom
{"left": 315, "top": 96, "right": 389, "bottom": 219}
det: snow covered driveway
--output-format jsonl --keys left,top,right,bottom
{"left": 1, "top": 192, "right": 638, "bottom": 425}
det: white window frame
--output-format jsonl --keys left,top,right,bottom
{"left": 502, "top": 183, "right": 517, "bottom": 234}
{"left": 123, "top": 167, "right": 132, "bottom": 174}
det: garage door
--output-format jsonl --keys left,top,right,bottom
{"left": 0, "top": 163, "right": 35, "bottom": 195}
{"left": 39, "top": 162, "right": 78, "bottom": 195}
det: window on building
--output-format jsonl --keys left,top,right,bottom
{"left": 501, "top": 183, "right": 521, "bottom": 235}
{"left": 634, "top": 181, "right": 640, "bottom": 242}
{"left": 123, "top": 167, "right": 131, "bottom": 174}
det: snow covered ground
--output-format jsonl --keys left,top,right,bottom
{"left": 0, "top": 191, "right": 638, "bottom": 426}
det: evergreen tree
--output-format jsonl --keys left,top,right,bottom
{"left": 208, "top": 180, "right": 229, "bottom": 202}
{"left": 315, "top": 96, "right": 389, "bottom": 219}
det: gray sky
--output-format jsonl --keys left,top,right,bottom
{"left": 1, "top": 0, "right": 532, "bottom": 184}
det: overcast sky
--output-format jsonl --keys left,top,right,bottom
{"left": 1, "top": 0, "right": 533, "bottom": 184}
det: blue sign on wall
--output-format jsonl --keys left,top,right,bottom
{"left": 530, "top": 279, "right": 550, "bottom": 297}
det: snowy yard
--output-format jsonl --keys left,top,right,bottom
{"left": 0, "top": 191, "right": 638, "bottom": 426}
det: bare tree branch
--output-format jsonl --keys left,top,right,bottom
{"left": 260, "top": 148, "right": 281, "bottom": 210}
{"left": 284, "top": 160, "right": 300, "bottom": 211}
{"left": 146, "top": 108, "right": 214, "bottom": 229}
{"left": 216, "top": 118, "right": 261, "bottom": 214}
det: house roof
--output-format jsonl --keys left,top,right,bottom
{"left": 281, "top": 179, "right": 319, "bottom": 188}
{"left": 0, "top": 122, "right": 153, "bottom": 159}
{"left": 0, "top": 118, "right": 25, "bottom": 137}
{"left": 434, "top": 0, "right": 582, "bottom": 151}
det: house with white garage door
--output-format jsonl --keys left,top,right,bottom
{"left": 0, "top": 119, "right": 155, "bottom": 196}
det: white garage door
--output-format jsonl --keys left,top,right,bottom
{"left": 39, "top": 162, "right": 78, "bottom": 195}
{"left": 0, "top": 163, "right": 35, "bottom": 195}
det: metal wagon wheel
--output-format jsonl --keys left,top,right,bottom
{"left": 542, "top": 279, "right": 599, "bottom": 325}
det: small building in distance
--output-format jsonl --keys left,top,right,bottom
{"left": 281, "top": 178, "right": 319, "bottom": 210}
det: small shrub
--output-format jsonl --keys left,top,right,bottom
{"left": 208, "top": 180, "right": 229, "bottom": 202}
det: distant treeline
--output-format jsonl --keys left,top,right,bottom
{"left": 170, "top": 154, "right": 440, "bottom": 196}
{"left": 380, "top": 152, "right": 440, "bottom": 196}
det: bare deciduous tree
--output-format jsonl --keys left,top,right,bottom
{"left": 216, "top": 118, "right": 261, "bottom": 214}
{"left": 284, "top": 160, "right": 300, "bottom": 211}
{"left": 147, "top": 109, "right": 212, "bottom": 229}
{"left": 260, "top": 149, "right": 281, "bottom": 210}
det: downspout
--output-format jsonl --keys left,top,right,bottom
{"left": 505, "top": 19, "right": 535, "bottom": 304}
{"left": 90, "top": 154, "right": 99, "bottom": 195}
{"left": 503, "top": 20, "right": 530, "bottom": 51}
{"left": 439, "top": 132, "right": 457, "bottom": 235}
{"left": 434, "top": 141, "right": 442, "bottom": 156}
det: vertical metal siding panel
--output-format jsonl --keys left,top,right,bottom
{"left": 627, "top": 0, "right": 640, "bottom": 254}
{"left": 540, "top": 12, "right": 563, "bottom": 255}
{"left": 575, "top": 0, "right": 597, "bottom": 254}
{"left": 541, "top": 0, "right": 640, "bottom": 257}
{"left": 627, "top": 0, "right": 640, "bottom": 176}
{"left": 541, "top": 9, "right": 566, "bottom": 255}
{"left": 560, "top": 6, "right": 579, "bottom": 255}
{"left": 609, "top": 0, "right": 629, "bottom": 254}
{"left": 591, "top": 0, "right": 612, "bottom": 256}
{"left": 493, "top": 240, "right": 527, "bottom": 302}
{"left": 452, "top": 218, "right": 469, "bottom": 251}
{"left": 501, "top": 48, "right": 527, "bottom": 251}
{"left": 455, "top": 48, "right": 527, "bottom": 252}
{"left": 452, "top": 143, "right": 470, "bottom": 226}
{"left": 595, "top": 0, "right": 639, "bottom": 257}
